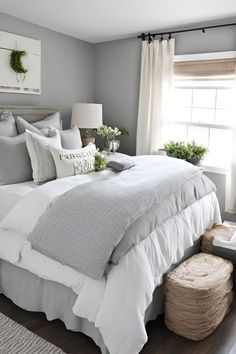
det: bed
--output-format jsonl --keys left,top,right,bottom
{"left": 0, "top": 106, "right": 221, "bottom": 354}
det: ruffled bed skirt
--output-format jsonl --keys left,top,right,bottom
{"left": 0, "top": 240, "right": 200, "bottom": 354}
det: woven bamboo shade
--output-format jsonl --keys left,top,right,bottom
{"left": 174, "top": 58, "right": 236, "bottom": 80}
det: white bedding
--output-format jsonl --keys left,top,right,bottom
{"left": 0, "top": 181, "right": 36, "bottom": 221}
{"left": 0, "top": 156, "right": 221, "bottom": 354}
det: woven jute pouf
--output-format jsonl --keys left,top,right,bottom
{"left": 165, "top": 253, "right": 234, "bottom": 341}
{"left": 201, "top": 223, "right": 236, "bottom": 253}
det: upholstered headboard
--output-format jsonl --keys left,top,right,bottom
{"left": 0, "top": 105, "right": 62, "bottom": 123}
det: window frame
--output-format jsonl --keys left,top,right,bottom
{"left": 171, "top": 51, "right": 236, "bottom": 174}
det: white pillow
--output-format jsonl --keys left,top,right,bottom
{"left": 50, "top": 144, "right": 97, "bottom": 179}
{"left": 60, "top": 126, "right": 82, "bottom": 149}
{"left": 25, "top": 129, "right": 61, "bottom": 184}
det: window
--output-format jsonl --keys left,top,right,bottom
{"left": 164, "top": 52, "right": 236, "bottom": 172}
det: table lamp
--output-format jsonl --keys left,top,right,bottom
{"left": 71, "top": 103, "right": 103, "bottom": 146}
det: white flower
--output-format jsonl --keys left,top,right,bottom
{"left": 96, "top": 125, "right": 122, "bottom": 139}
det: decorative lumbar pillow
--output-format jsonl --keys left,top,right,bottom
{"left": 0, "top": 111, "right": 17, "bottom": 137}
{"left": 25, "top": 129, "right": 61, "bottom": 184}
{"left": 50, "top": 144, "right": 97, "bottom": 179}
{"left": 0, "top": 134, "right": 32, "bottom": 185}
{"left": 106, "top": 159, "right": 135, "bottom": 172}
{"left": 60, "top": 126, "right": 82, "bottom": 149}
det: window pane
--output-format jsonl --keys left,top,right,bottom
{"left": 192, "top": 108, "right": 215, "bottom": 124}
{"left": 215, "top": 109, "right": 234, "bottom": 126}
{"left": 216, "top": 89, "right": 234, "bottom": 109}
{"left": 208, "top": 128, "right": 232, "bottom": 167}
{"left": 173, "top": 89, "right": 192, "bottom": 107}
{"left": 188, "top": 126, "right": 209, "bottom": 147}
{"left": 170, "top": 107, "right": 191, "bottom": 122}
{"left": 165, "top": 124, "right": 187, "bottom": 142}
{"left": 192, "top": 89, "right": 216, "bottom": 108}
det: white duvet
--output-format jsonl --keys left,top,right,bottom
{"left": 0, "top": 156, "right": 221, "bottom": 354}
{"left": 0, "top": 181, "right": 36, "bottom": 221}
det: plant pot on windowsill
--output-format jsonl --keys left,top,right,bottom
{"left": 164, "top": 141, "right": 208, "bottom": 166}
{"left": 166, "top": 152, "right": 175, "bottom": 158}
{"left": 186, "top": 157, "right": 202, "bottom": 166}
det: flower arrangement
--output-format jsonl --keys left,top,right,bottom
{"left": 96, "top": 125, "right": 121, "bottom": 140}
{"left": 96, "top": 125, "right": 130, "bottom": 153}
{"left": 96, "top": 125, "right": 130, "bottom": 139}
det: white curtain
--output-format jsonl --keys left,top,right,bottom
{"left": 136, "top": 38, "right": 175, "bottom": 155}
{"left": 225, "top": 120, "right": 236, "bottom": 214}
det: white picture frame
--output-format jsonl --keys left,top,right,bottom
{"left": 0, "top": 31, "right": 41, "bottom": 95}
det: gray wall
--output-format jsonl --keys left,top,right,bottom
{"left": 95, "top": 23, "right": 236, "bottom": 219}
{"left": 95, "top": 38, "right": 141, "bottom": 155}
{"left": 0, "top": 12, "right": 95, "bottom": 127}
{"left": 204, "top": 172, "right": 236, "bottom": 223}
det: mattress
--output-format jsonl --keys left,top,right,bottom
{"left": 0, "top": 181, "right": 36, "bottom": 221}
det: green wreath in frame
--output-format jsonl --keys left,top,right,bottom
{"left": 10, "top": 50, "right": 28, "bottom": 81}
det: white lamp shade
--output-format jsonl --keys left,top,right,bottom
{"left": 71, "top": 103, "right": 103, "bottom": 129}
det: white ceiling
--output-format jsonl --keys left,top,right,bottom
{"left": 1, "top": 0, "right": 236, "bottom": 43}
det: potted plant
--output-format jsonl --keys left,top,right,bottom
{"left": 96, "top": 125, "right": 130, "bottom": 153}
{"left": 94, "top": 152, "right": 107, "bottom": 172}
{"left": 164, "top": 141, "right": 188, "bottom": 159}
{"left": 164, "top": 140, "right": 207, "bottom": 166}
{"left": 186, "top": 141, "right": 208, "bottom": 166}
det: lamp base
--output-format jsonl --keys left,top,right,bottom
{"left": 82, "top": 136, "right": 95, "bottom": 147}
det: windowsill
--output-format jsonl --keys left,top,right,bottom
{"left": 201, "top": 163, "right": 228, "bottom": 175}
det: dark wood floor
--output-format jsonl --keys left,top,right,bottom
{"left": 0, "top": 294, "right": 236, "bottom": 354}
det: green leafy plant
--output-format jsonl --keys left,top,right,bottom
{"left": 94, "top": 152, "right": 107, "bottom": 172}
{"left": 164, "top": 141, "right": 188, "bottom": 159}
{"left": 187, "top": 141, "right": 208, "bottom": 159}
{"left": 10, "top": 50, "right": 28, "bottom": 74}
{"left": 164, "top": 140, "right": 208, "bottom": 161}
{"left": 119, "top": 127, "right": 130, "bottom": 137}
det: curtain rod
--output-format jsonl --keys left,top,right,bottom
{"left": 138, "top": 22, "right": 236, "bottom": 41}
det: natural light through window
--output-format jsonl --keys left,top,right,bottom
{"left": 164, "top": 52, "right": 236, "bottom": 172}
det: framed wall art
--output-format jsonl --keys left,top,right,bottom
{"left": 0, "top": 31, "right": 41, "bottom": 95}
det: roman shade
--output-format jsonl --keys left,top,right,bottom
{"left": 174, "top": 58, "right": 236, "bottom": 80}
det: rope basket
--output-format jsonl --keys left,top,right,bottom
{"left": 165, "top": 253, "right": 234, "bottom": 340}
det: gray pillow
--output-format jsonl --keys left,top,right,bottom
{"left": 16, "top": 116, "right": 43, "bottom": 135}
{"left": 0, "top": 111, "right": 17, "bottom": 137}
{"left": 16, "top": 112, "right": 61, "bottom": 134}
{"left": 33, "top": 112, "right": 61, "bottom": 130}
{"left": 0, "top": 134, "right": 32, "bottom": 185}
{"left": 106, "top": 159, "right": 135, "bottom": 172}
{"left": 60, "top": 126, "right": 82, "bottom": 149}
